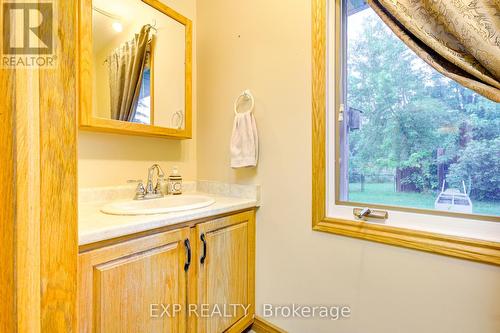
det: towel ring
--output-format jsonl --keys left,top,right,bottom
{"left": 234, "top": 89, "right": 254, "bottom": 115}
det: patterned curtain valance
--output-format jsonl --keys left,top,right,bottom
{"left": 368, "top": 0, "right": 500, "bottom": 102}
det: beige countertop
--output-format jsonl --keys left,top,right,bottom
{"left": 78, "top": 181, "right": 260, "bottom": 246}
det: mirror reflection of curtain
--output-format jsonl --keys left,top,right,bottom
{"left": 107, "top": 25, "right": 152, "bottom": 121}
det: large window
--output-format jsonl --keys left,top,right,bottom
{"left": 337, "top": 0, "right": 499, "bottom": 220}
{"left": 311, "top": 0, "right": 500, "bottom": 265}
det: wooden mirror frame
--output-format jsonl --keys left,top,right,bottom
{"left": 78, "top": 0, "right": 193, "bottom": 139}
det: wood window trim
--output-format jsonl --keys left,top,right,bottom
{"left": 311, "top": 0, "right": 500, "bottom": 266}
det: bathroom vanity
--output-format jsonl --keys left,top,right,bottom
{"left": 76, "top": 0, "right": 259, "bottom": 330}
{"left": 77, "top": 183, "right": 259, "bottom": 332}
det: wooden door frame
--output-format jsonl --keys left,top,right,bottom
{"left": 0, "top": 0, "right": 79, "bottom": 331}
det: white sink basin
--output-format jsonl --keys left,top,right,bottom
{"left": 101, "top": 194, "right": 216, "bottom": 216}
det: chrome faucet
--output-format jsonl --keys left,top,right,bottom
{"left": 134, "top": 164, "right": 166, "bottom": 200}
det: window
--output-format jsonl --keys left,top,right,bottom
{"left": 312, "top": 0, "right": 500, "bottom": 265}
{"left": 338, "top": 0, "right": 499, "bottom": 220}
{"left": 132, "top": 67, "right": 152, "bottom": 124}
{"left": 132, "top": 47, "right": 152, "bottom": 125}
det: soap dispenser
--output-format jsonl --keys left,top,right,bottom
{"left": 168, "top": 166, "right": 183, "bottom": 195}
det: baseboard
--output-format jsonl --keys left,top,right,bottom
{"left": 251, "top": 316, "right": 287, "bottom": 333}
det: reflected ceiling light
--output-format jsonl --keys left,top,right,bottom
{"left": 112, "top": 21, "right": 123, "bottom": 32}
{"left": 93, "top": 6, "right": 123, "bottom": 33}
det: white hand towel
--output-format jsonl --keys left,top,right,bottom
{"left": 230, "top": 111, "right": 259, "bottom": 168}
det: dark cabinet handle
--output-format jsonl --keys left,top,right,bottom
{"left": 200, "top": 233, "right": 207, "bottom": 264}
{"left": 184, "top": 239, "right": 191, "bottom": 272}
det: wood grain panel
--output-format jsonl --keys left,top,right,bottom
{"left": 0, "top": 47, "right": 16, "bottom": 333}
{"left": 78, "top": 0, "right": 92, "bottom": 126}
{"left": 1, "top": 0, "right": 78, "bottom": 331}
{"left": 207, "top": 223, "right": 248, "bottom": 332}
{"left": 315, "top": 219, "right": 500, "bottom": 265}
{"left": 14, "top": 66, "right": 42, "bottom": 333}
{"left": 195, "top": 211, "right": 256, "bottom": 333}
{"left": 0, "top": 10, "right": 42, "bottom": 333}
{"left": 311, "top": 0, "right": 327, "bottom": 226}
{"left": 80, "top": 117, "right": 192, "bottom": 139}
{"left": 78, "top": 228, "right": 189, "bottom": 333}
{"left": 94, "top": 244, "right": 184, "bottom": 332}
{"left": 39, "top": 0, "right": 79, "bottom": 330}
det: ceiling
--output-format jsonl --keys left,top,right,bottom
{"left": 92, "top": 0, "right": 151, "bottom": 54}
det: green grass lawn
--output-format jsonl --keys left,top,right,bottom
{"left": 349, "top": 183, "right": 500, "bottom": 216}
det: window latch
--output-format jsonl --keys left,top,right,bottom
{"left": 354, "top": 207, "right": 388, "bottom": 220}
{"left": 338, "top": 104, "right": 345, "bottom": 121}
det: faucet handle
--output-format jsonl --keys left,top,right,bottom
{"left": 154, "top": 181, "right": 162, "bottom": 195}
{"left": 154, "top": 176, "right": 167, "bottom": 196}
{"left": 134, "top": 182, "right": 146, "bottom": 200}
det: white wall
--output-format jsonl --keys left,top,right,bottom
{"left": 79, "top": 0, "right": 196, "bottom": 187}
{"left": 195, "top": 0, "right": 500, "bottom": 332}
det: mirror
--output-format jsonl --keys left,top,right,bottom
{"left": 79, "top": 0, "right": 192, "bottom": 138}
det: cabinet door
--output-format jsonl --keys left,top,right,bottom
{"left": 194, "top": 210, "right": 255, "bottom": 333}
{"left": 78, "top": 228, "right": 191, "bottom": 333}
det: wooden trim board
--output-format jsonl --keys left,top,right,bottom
{"left": 251, "top": 316, "right": 288, "bottom": 333}
{"left": 39, "top": 0, "right": 79, "bottom": 330}
{"left": 0, "top": 39, "right": 16, "bottom": 333}
{"left": 311, "top": 0, "right": 500, "bottom": 266}
{"left": 0, "top": 0, "right": 79, "bottom": 330}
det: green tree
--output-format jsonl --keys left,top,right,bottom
{"left": 347, "top": 14, "right": 449, "bottom": 191}
{"left": 347, "top": 11, "right": 500, "bottom": 199}
{"left": 447, "top": 139, "right": 500, "bottom": 200}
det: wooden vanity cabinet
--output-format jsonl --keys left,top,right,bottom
{"left": 193, "top": 210, "right": 256, "bottom": 333}
{"left": 78, "top": 210, "right": 255, "bottom": 333}
{"left": 78, "top": 227, "right": 190, "bottom": 333}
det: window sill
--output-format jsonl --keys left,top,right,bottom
{"left": 312, "top": 217, "right": 500, "bottom": 266}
